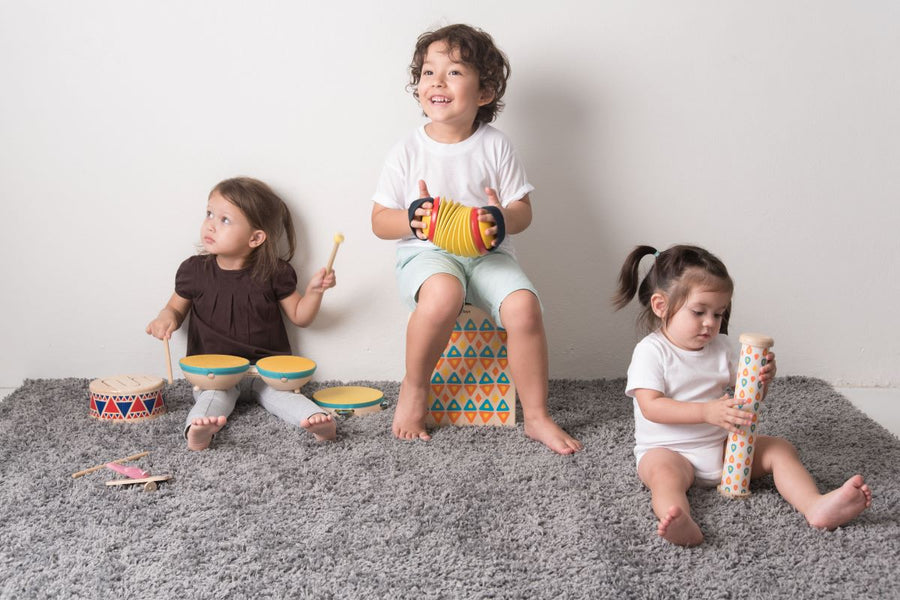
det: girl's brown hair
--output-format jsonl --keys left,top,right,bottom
{"left": 209, "top": 177, "right": 296, "bottom": 281}
{"left": 612, "top": 245, "right": 734, "bottom": 334}
{"left": 408, "top": 24, "right": 510, "bottom": 125}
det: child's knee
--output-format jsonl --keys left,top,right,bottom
{"left": 499, "top": 290, "right": 542, "bottom": 331}
{"left": 639, "top": 449, "right": 694, "bottom": 488}
{"left": 415, "top": 275, "right": 464, "bottom": 320}
{"left": 759, "top": 435, "right": 800, "bottom": 465}
{"left": 420, "top": 272, "right": 464, "bottom": 297}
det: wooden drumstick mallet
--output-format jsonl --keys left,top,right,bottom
{"left": 163, "top": 337, "right": 173, "bottom": 384}
{"left": 325, "top": 232, "right": 344, "bottom": 274}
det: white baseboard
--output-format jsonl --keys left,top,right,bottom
{"left": 837, "top": 387, "right": 900, "bottom": 438}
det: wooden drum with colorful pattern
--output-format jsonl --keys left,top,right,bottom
{"left": 89, "top": 374, "right": 166, "bottom": 422}
{"left": 425, "top": 304, "right": 516, "bottom": 427}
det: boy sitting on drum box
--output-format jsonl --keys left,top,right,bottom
{"left": 146, "top": 177, "right": 338, "bottom": 449}
{"left": 370, "top": 24, "right": 582, "bottom": 454}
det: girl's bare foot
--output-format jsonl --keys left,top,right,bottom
{"left": 187, "top": 416, "right": 227, "bottom": 451}
{"left": 805, "top": 474, "right": 872, "bottom": 530}
{"left": 301, "top": 413, "right": 336, "bottom": 442}
{"left": 658, "top": 505, "right": 704, "bottom": 546}
{"left": 524, "top": 415, "right": 583, "bottom": 455}
{"left": 392, "top": 378, "right": 431, "bottom": 441}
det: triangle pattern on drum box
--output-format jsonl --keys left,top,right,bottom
{"left": 426, "top": 305, "right": 516, "bottom": 428}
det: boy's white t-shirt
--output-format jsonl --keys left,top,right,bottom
{"left": 625, "top": 330, "right": 738, "bottom": 449}
{"left": 372, "top": 122, "right": 534, "bottom": 254}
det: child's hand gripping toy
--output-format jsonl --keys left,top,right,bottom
{"left": 718, "top": 333, "right": 774, "bottom": 498}
{"left": 409, "top": 196, "right": 505, "bottom": 258}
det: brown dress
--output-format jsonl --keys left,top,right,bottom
{"left": 175, "top": 255, "right": 297, "bottom": 363}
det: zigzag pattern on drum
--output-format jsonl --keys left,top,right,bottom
{"left": 89, "top": 390, "right": 165, "bottom": 421}
{"left": 88, "top": 375, "right": 167, "bottom": 422}
{"left": 427, "top": 305, "right": 516, "bottom": 427}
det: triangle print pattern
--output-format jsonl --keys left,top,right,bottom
{"left": 425, "top": 305, "right": 516, "bottom": 428}
{"left": 89, "top": 387, "right": 167, "bottom": 422}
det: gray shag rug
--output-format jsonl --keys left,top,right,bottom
{"left": 0, "top": 377, "right": 898, "bottom": 599}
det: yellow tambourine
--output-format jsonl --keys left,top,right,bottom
{"left": 312, "top": 386, "right": 388, "bottom": 417}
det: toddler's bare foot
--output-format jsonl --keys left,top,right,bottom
{"left": 301, "top": 413, "right": 336, "bottom": 442}
{"left": 658, "top": 505, "right": 704, "bottom": 547}
{"left": 187, "top": 416, "right": 227, "bottom": 451}
{"left": 392, "top": 378, "right": 431, "bottom": 441}
{"left": 524, "top": 415, "right": 583, "bottom": 455}
{"left": 805, "top": 474, "right": 872, "bottom": 530}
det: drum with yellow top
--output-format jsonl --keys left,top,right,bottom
{"left": 312, "top": 386, "right": 388, "bottom": 417}
{"left": 255, "top": 355, "right": 317, "bottom": 393}
{"left": 179, "top": 354, "right": 250, "bottom": 391}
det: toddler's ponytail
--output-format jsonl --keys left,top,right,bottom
{"left": 613, "top": 244, "right": 733, "bottom": 335}
{"left": 612, "top": 245, "right": 658, "bottom": 311}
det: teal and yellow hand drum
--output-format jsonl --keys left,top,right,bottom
{"left": 312, "top": 386, "right": 388, "bottom": 417}
{"left": 179, "top": 354, "right": 250, "bottom": 391}
{"left": 255, "top": 355, "right": 317, "bottom": 393}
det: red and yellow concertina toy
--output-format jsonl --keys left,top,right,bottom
{"left": 421, "top": 197, "right": 499, "bottom": 258}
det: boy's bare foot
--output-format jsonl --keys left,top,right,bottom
{"left": 524, "top": 415, "right": 583, "bottom": 455}
{"left": 805, "top": 474, "right": 872, "bottom": 530}
{"left": 658, "top": 505, "right": 704, "bottom": 546}
{"left": 392, "top": 378, "right": 431, "bottom": 441}
{"left": 301, "top": 413, "right": 336, "bottom": 442}
{"left": 187, "top": 416, "right": 227, "bottom": 451}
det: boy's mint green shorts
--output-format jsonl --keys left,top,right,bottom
{"left": 395, "top": 247, "right": 541, "bottom": 328}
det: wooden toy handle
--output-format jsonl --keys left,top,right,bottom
{"left": 326, "top": 233, "right": 344, "bottom": 274}
{"left": 164, "top": 338, "right": 173, "bottom": 384}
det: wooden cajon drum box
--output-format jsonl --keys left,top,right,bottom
{"left": 425, "top": 304, "right": 516, "bottom": 427}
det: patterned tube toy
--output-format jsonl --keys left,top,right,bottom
{"left": 718, "top": 333, "right": 774, "bottom": 498}
{"left": 409, "top": 196, "right": 504, "bottom": 257}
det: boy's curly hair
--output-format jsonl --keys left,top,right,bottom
{"left": 408, "top": 24, "right": 511, "bottom": 125}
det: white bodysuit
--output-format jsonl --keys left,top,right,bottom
{"left": 625, "top": 330, "right": 738, "bottom": 483}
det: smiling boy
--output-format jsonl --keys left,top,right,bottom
{"left": 371, "top": 24, "right": 582, "bottom": 454}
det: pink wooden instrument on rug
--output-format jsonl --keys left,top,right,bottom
{"left": 106, "top": 462, "right": 149, "bottom": 479}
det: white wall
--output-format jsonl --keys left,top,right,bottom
{"left": 2, "top": 1, "right": 898, "bottom": 388}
